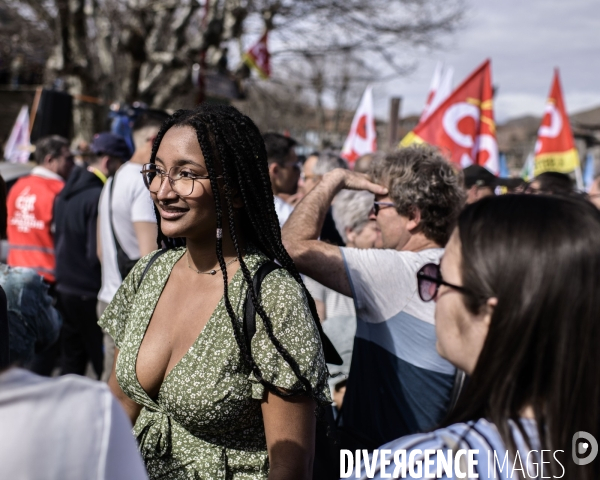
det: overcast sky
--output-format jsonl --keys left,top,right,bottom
{"left": 373, "top": 0, "right": 600, "bottom": 124}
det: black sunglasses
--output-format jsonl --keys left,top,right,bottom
{"left": 372, "top": 201, "right": 395, "bottom": 216}
{"left": 416, "top": 263, "right": 473, "bottom": 302}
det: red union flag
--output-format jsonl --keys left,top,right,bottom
{"left": 243, "top": 32, "right": 271, "bottom": 79}
{"left": 401, "top": 59, "right": 499, "bottom": 174}
{"left": 341, "top": 86, "right": 377, "bottom": 165}
{"left": 533, "top": 69, "right": 579, "bottom": 176}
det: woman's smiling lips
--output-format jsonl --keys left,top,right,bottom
{"left": 158, "top": 204, "right": 188, "bottom": 220}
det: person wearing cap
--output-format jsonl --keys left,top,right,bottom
{"left": 53, "top": 132, "right": 130, "bottom": 379}
{"left": 463, "top": 164, "right": 497, "bottom": 204}
{"left": 96, "top": 110, "right": 168, "bottom": 381}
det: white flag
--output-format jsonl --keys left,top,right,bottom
{"left": 340, "top": 86, "right": 377, "bottom": 165}
{"left": 420, "top": 62, "right": 442, "bottom": 123}
{"left": 4, "top": 106, "right": 31, "bottom": 164}
{"left": 419, "top": 63, "right": 454, "bottom": 123}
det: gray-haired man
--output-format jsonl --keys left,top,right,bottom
{"left": 282, "top": 145, "right": 465, "bottom": 451}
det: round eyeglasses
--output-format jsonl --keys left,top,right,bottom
{"left": 416, "top": 263, "right": 473, "bottom": 302}
{"left": 141, "top": 163, "right": 216, "bottom": 197}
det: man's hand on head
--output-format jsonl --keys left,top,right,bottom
{"left": 281, "top": 167, "right": 387, "bottom": 298}
{"left": 322, "top": 168, "right": 388, "bottom": 197}
{"left": 283, "top": 168, "right": 389, "bottom": 244}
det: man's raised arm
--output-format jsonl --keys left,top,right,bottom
{"left": 282, "top": 168, "right": 387, "bottom": 297}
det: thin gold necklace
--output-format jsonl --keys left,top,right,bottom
{"left": 187, "top": 253, "right": 238, "bottom": 275}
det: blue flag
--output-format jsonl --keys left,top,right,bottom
{"left": 499, "top": 153, "right": 510, "bottom": 178}
{"left": 584, "top": 152, "right": 595, "bottom": 192}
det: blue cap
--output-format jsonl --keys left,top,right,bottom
{"left": 91, "top": 132, "right": 131, "bottom": 160}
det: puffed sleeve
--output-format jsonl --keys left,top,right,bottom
{"left": 248, "top": 269, "right": 331, "bottom": 406}
{"left": 98, "top": 252, "right": 157, "bottom": 349}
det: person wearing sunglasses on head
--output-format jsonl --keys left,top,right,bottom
{"left": 282, "top": 145, "right": 465, "bottom": 453}
{"left": 356, "top": 194, "right": 600, "bottom": 480}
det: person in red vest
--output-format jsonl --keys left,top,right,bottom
{"left": 7, "top": 135, "right": 74, "bottom": 285}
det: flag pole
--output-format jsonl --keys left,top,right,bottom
{"left": 575, "top": 162, "right": 584, "bottom": 191}
{"left": 29, "top": 86, "right": 43, "bottom": 135}
{"left": 387, "top": 97, "right": 401, "bottom": 149}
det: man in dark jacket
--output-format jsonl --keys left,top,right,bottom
{"left": 54, "top": 133, "right": 130, "bottom": 378}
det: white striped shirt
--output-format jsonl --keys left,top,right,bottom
{"left": 346, "top": 418, "right": 566, "bottom": 479}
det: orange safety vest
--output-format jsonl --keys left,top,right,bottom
{"left": 7, "top": 173, "right": 64, "bottom": 283}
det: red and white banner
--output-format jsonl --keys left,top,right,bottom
{"left": 401, "top": 59, "right": 499, "bottom": 174}
{"left": 341, "top": 86, "right": 377, "bottom": 165}
{"left": 243, "top": 32, "right": 271, "bottom": 79}
{"left": 420, "top": 62, "right": 454, "bottom": 123}
{"left": 4, "top": 105, "right": 31, "bottom": 164}
{"left": 533, "top": 69, "right": 579, "bottom": 176}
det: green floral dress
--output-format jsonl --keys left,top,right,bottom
{"left": 99, "top": 247, "right": 331, "bottom": 479}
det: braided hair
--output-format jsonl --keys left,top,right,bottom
{"left": 149, "top": 104, "right": 324, "bottom": 401}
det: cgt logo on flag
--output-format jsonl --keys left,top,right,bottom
{"left": 573, "top": 432, "right": 598, "bottom": 466}
{"left": 400, "top": 59, "right": 499, "bottom": 175}
{"left": 533, "top": 69, "right": 579, "bottom": 176}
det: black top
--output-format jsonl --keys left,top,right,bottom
{"left": 320, "top": 207, "right": 345, "bottom": 247}
{"left": 0, "top": 286, "right": 8, "bottom": 369}
{"left": 54, "top": 166, "right": 104, "bottom": 296}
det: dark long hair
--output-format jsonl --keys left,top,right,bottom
{"left": 149, "top": 104, "right": 322, "bottom": 401}
{"left": 443, "top": 194, "right": 600, "bottom": 480}
{"left": 530, "top": 171, "right": 574, "bottom": 195}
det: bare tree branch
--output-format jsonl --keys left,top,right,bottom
{"left": 1, "top": 0, "right": 464, "bottom": 143}
{"left": 12, "top": 0, "right": 56, "bottom": 31}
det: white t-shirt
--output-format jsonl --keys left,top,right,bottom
{"left": 340, "top": 247, "right": 456, "bottom": 447}
{"left": 98, "top": 162, "right": 156, "bottom": 304}
{"left": 305, "top": 276, "right": 355, "bottom": 321}
{"left": 0, "top": 368, "right": 148, "bottom": 480}
{"left": 304, "top": 276, "right": 356, "bottom": 389}
{"left": 274, "top": 195, "right": 294, "bottom": 227}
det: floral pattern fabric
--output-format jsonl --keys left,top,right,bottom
{"left": 99, "top": 247, "right": 330, "bottom": 479}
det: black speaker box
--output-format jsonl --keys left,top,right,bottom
{"left": 30, "top": 89, "right": 73, "bottom": 142}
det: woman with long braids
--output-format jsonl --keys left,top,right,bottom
{"left": 99, "top": 105, "right": 330, "bottom": 479}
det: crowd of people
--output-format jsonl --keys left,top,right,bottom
{"left": 0, "top": 103, "right": 598, "bottom": 480}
